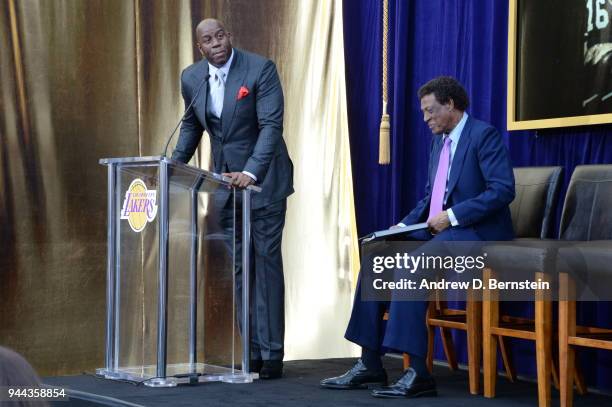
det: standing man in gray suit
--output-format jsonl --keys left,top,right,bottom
{"left": 171, "top": 18, "right": 294, "bottom": 379}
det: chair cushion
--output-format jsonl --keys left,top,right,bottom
{"left": 484, "top": 240, "right": 563, "bottom": 274}
{"left": 558, "top": 241, "right": 612, "bottom": 300}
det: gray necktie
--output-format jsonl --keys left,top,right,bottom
{"left": 210, "top": 70, "right": 225, "bottom": 118}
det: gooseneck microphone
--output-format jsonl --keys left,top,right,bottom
{"left": 161, "top": 74, "right": 210, "bottom": 158}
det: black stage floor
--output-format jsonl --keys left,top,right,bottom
{"left": 44, "top": 357, "right": 611, "bottom": 407}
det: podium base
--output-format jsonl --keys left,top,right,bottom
{"left": 96, "top": 363, "right": 257, "bottom": 386}
{"left": 222, "top": 373, "right": 256, "bottom": 384}
{"left": 144, "top": 377, "right": 179, "bottom": 387}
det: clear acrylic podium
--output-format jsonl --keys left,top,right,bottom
{"left": 97, "top": 156, "right": 260, "bottom": 387}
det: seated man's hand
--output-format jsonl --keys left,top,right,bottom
{"left": 223, "top": 172, "right": 255, "bottom": 189}
{"left": 389, "top": 224, "right": 403, "bottom": 230}
{"left": 427, "top": 211, "right": 450, "bottom": 235}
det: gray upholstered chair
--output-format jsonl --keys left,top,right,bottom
{"left": 428, "top": 166, "right": 562, "bottom": 395}
{"left": 557, "top": 165, "right": 612, "bottom": 407}
{"left": 485, "top": 166, "right": 564, "bottom": 383}
{"left": 484, "top": 164, "right": 612, "bottom": 407}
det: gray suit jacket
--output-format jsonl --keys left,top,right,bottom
{"left": 172, "top": 48, "right": 294, "bottom": 209}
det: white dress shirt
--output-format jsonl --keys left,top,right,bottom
{"left": 207, "top": 50, "right": 234, "bottom": 118}
{"left": 208, "top": 50, "right": 257, "bottom": 182}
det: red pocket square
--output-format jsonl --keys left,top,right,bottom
{"left": 237, "top": 86, "right": 250, "bottom": 100}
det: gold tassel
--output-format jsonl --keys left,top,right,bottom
{"left": 379, "top": 0, "right": 390, "bottom": 165}
{"left": 379, "top": 102, "right": 390, "bottom": 164}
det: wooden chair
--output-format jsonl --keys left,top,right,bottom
{"left": 557, "top": 166, "right": 612, "bottom": 407}
{"left": 424, "top": 290, "right": 481, "bottom": 393}
{"left": 483, "top": 260, "right": 558, "bottom": 406}
{"left": 428, "top": 166, "right": 562, "bottom": 395}
{"left": 484, "top": 165, "right": 611, "bottom": 407}
{"left": 558, "top": 242, "right": 612, "bottom": 407}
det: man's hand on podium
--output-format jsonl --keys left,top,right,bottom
{"left": 223, "top": 172, "right": 255, "bottom": 189}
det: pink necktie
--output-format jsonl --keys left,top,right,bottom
{"left": 428, "top": 136, "right": 452, "bottom": 221}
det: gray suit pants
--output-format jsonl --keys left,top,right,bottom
{"left": 222, "top": 198, "right": 286, "bottom": 361}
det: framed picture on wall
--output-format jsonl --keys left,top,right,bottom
{"left": 508, "top": 0, "right": 612, "bottom": 130}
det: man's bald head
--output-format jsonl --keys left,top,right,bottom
{"left": 195, "top": 18, "right": 233, "bottom": 67}
{"left": 196, "top": 19, "right": 225, "bottom": 37}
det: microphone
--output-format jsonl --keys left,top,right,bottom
{"left": 162, "top": 73, "right": 210, "bottom": 158}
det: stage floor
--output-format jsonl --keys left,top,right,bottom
{"left": 45, "top": 357, "right": 611, "bottom": 406}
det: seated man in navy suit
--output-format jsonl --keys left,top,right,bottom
{"left": 321, "top": 76, "right": 515, "bottom": 398}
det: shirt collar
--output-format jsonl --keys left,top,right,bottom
{"left": 208, "top": 48, "right": 234, "bottom": 80}
{"left": 445, "top": 112, "right": 468, "bottom": 144}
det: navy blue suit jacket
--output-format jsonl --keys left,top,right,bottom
{"left": 400, "top": 116, "right": 515, "bottom": 240}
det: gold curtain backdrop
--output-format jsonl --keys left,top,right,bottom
{"left": 0, "top": 0, "right": 358, "bottom": 375}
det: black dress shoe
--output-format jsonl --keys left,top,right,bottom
{"left": 371, "top": 367, "right": 437, "bottom": 398}
{"left": 259, "top": 360, "right": 283, "bottom": 379}
{"left": 249, "top": 359, "right": 263, "bottom": 373}
{"left": 320, "top": 359, "right": 387, "bottom": 389}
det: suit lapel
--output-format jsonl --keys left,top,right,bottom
{"left": 221, "top": 49, "right": 248, "bottom": 137}
{"left": 445, "top": 117, "right": 473, "bottom": 198}
{"left": 429, "top": 137, "right": 443, "bottom": 188}
{"left": 192, "top": 61, "right": 210, "bottom": 133}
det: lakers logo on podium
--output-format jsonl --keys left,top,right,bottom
{"left": 120, "top": 178, "right": 158, "bottom": 232}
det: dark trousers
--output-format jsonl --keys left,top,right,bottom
{"left": 222, "top": 197, "right": 287, "bottom": 361}
{"left": 345, "top": 226, "right": 482, "bottom": 357}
